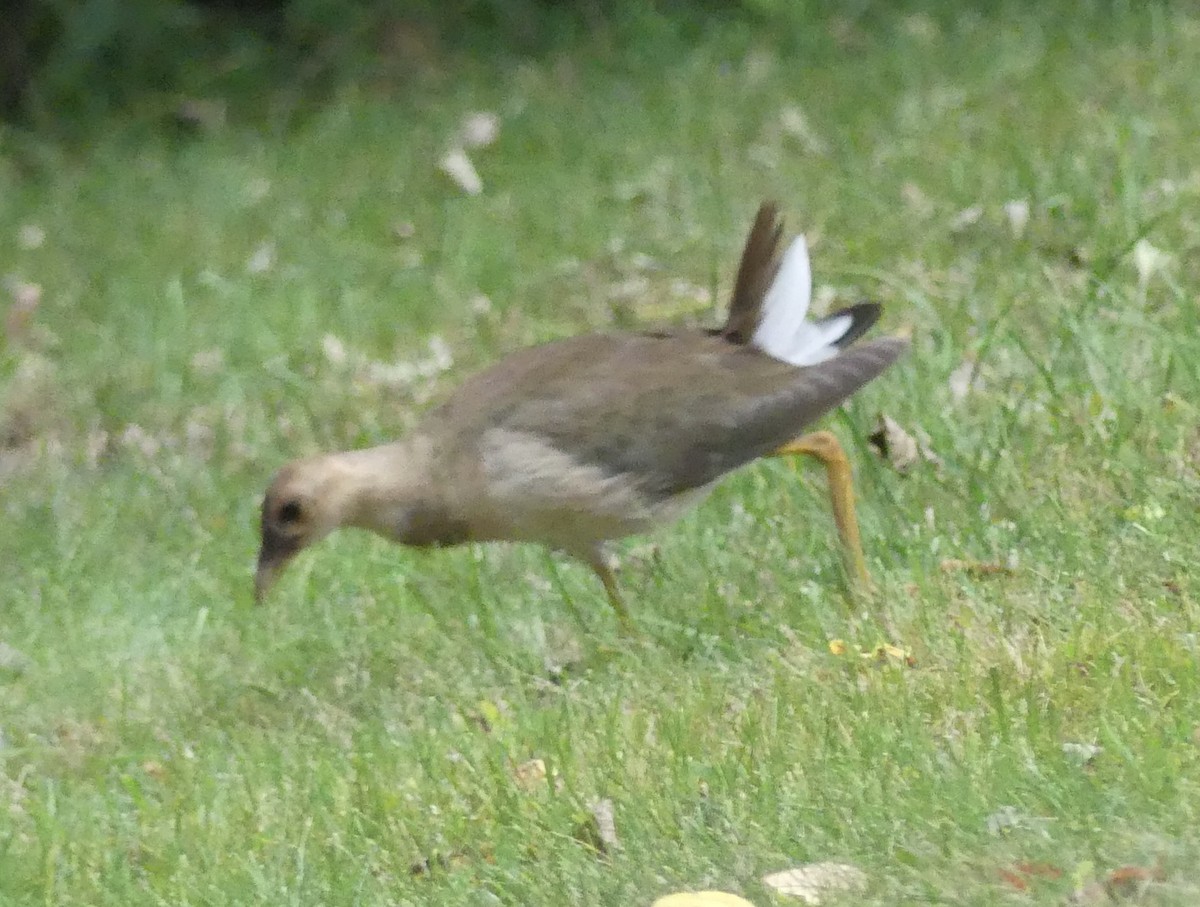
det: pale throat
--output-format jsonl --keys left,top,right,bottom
{"left": 328, "top": 440, "right": 435, "bottom": 540}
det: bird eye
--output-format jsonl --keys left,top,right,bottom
{"left": 277, "top": 500, "right": 304, "bottom": 525}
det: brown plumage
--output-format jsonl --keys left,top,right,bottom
{"left": 256, "top": 202, "right": 907, "bottom": 627}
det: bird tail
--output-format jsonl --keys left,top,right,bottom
{"left": 722, "top": 202, "right": 881, "bottom": 367}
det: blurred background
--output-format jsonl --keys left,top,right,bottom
{"left": 4, "top": 0, "right": 820, "bottom": 128}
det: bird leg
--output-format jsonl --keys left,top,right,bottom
{"left": 771, "top": 430, "right": 873, "bottom": 592}
{"left": 586, "top": 547, "right": 636, "bottom": 635}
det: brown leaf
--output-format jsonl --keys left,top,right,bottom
{"left": 939, "top": 559, "right": 1013, "bottom": 578}
{"left": 1105, "top": 862, "right": 1165, "bottom": 899}
{"left": 511, "top": 757, "right": 547, "bottom": 791}
{"left": 1016, "top": 861, "right": 1063, "bottom": 879}
{"left": 870, "top": 415, "right": 943, "bottom": 474}
{"left": 996, "top": 868, "right": 1028, "bottom": 891}
{"left": 1068, "top": 860, "right": 1165, "bottom": 904}
{"left": 997, "top": 861, "right": 1063, "bottom": 890}
{"left": 860, "top": 642, "right": 916, "bottom": 667}
{"left": 4, "top": 279, "right": 41, "bottom": 345}
{"left": 762, "top": 863, "right": 867, "bottom": 904}
{"left": 409, "top": 849, "right": 471, "bottom": 878}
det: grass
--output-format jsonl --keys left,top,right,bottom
{"left": 2, "top": 2, "right": 1200, "bottom": 904}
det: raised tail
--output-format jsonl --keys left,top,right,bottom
{"left": 722, "top": 202, "right": 882, "bottom": 366}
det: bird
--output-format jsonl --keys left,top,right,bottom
{"left": 255, "top": 202, "right": 907, "bottom": 631}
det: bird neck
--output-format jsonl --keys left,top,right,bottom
{"left": 325, "top": 439, "right": 437, "bottom": 540}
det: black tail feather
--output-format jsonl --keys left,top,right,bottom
{"left": 722, "top": 201, "right": 783, "bottom": 344}
{"left": 823, "top": 302, "right": 881, "bottom": 349}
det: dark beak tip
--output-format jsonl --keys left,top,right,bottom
{"left": 254, "top": 553, "right": 280, "bottom": 605}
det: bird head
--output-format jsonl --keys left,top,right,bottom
{"left": 255, "top": 457, "right": 344, "bottom": 602}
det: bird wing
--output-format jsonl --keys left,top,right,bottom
{"left": 439, "top": 331, "right": 907, "bottom": 503}
{"left": 431, "top": 201, "right": 907, "bottom": 506}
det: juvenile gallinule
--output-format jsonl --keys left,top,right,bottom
{"left": 256, "top": 203, "right": 907, "bottom": 629}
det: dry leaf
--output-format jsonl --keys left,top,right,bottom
{"left": 118, "top": 424, "right": 164, "bottom": 458}
{"left": 468, "top": 699, "right": 507, "bottom": 734}
{"left": 590, "top": 798, "right": 619, "bottom": 851}
{"left": 1104, "top": 862, "right": 1165, "bottom": 899}
{"left": 1061, "top": 741, "right": 1102, "bottom": 768}
{"left": 861, "top": 643, "right": 915, "bottom": 666}
{"left": 1003, "top": 199, "right": 1030, "bottom": 237}
{"left": 938, "top": 559, "right": 1013, "bottom": 578}
{"left": 512, "top": 757, "right": 547, "bottom": 791}
{"left": 440, "top": 148, "right": 483, "bottom": 195}
{"left": 17, "top": 225, "right": 44, "bottom": 250}
{"left": 409, "top": 849, "right": 471, "bottom": 877}
{"left": 1016, "top": 861, "right": 1063, "bottom": 879}
{"left": 870, "top": 414, "right": 919, "bottom": 471}
{"left": 190, "top": 348, "right": 225, "bottom": 375}
{"left": 0, "top": 642, "right": 30, "bottom": 674}
{"left": 322, "top": 334, "right": 453, "bottom": 391}
{"left": 825, "top": 637, "right": 913, "bottom": 666}
{"left": 1132, "top": 238, "right": 1170, "bottom": 283}
{"left": 175, "top": 97, "right": 227, "bottom": 131}
{"left": 947, "top": 359, "right": 978, "bottom": 402}
{"left": 244, "top": 177, "right": 271, "bottom": 203}
{"left": 762, "top": 863, "right": 867, "bottom": 904}
{"left": 459, "top": 111, "right": 500, "bottom": 149}
{"left": 246, "top": 242, "right": 276, "bottom": 275}
{"left": 574, "top": 798, "right": 619, "bottom": 854}
{"left": 985, "top": 805, "right": 1025, "bottom": 835}
{"left": 869, "top": 415, "right": 943, "bottom": 474}
{"left": 1069, "top": 880, "right": 1109, "bottom": 905}
{"left": 901, "top": 12, "right": 939, "bottom": 40}
{"left": 900, "top": 182, "right": 933, "bottom": 217}
{"left": 321, "top": 334, "right": 349, "bottom": 367}
{"left": 949, "top": 204, "right": 983, "bottom": 232}
{"left": 997, "top": 867, "right": 1028, "bottom": 891}
{"left": 4, "top": 279, "right": 41, "bottom": 343}
{"left": 1066, "top": 863, "right": 1163, "bottom": 907}
{"left": 997, "top": 861, "right": 1063, "bottom": 891}
{"left": 779, "top": 105, "right": 828, "bottom": 154}
{"left": 651, "top": 893, "right": 756, "bottom": 907}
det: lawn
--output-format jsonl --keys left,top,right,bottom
{"left": 2, "top": 3, "right": 1199, "bottom": 904}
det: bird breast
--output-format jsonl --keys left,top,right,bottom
{"left": 473, "top": 428, "right": 712, "bottom": 552}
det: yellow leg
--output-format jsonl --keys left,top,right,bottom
{"left": 771, "top": 430, "right": 873, "bottom": 592}
{"left": 587, "top": 551, "right": 636, "bottom": 636}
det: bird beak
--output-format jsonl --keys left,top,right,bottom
{"left": 254, "top": 553, "right": 286, "bottom": 604}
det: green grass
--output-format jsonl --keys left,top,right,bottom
{"left": 3, "top": 3, "right": 1200, "bottom": 904}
